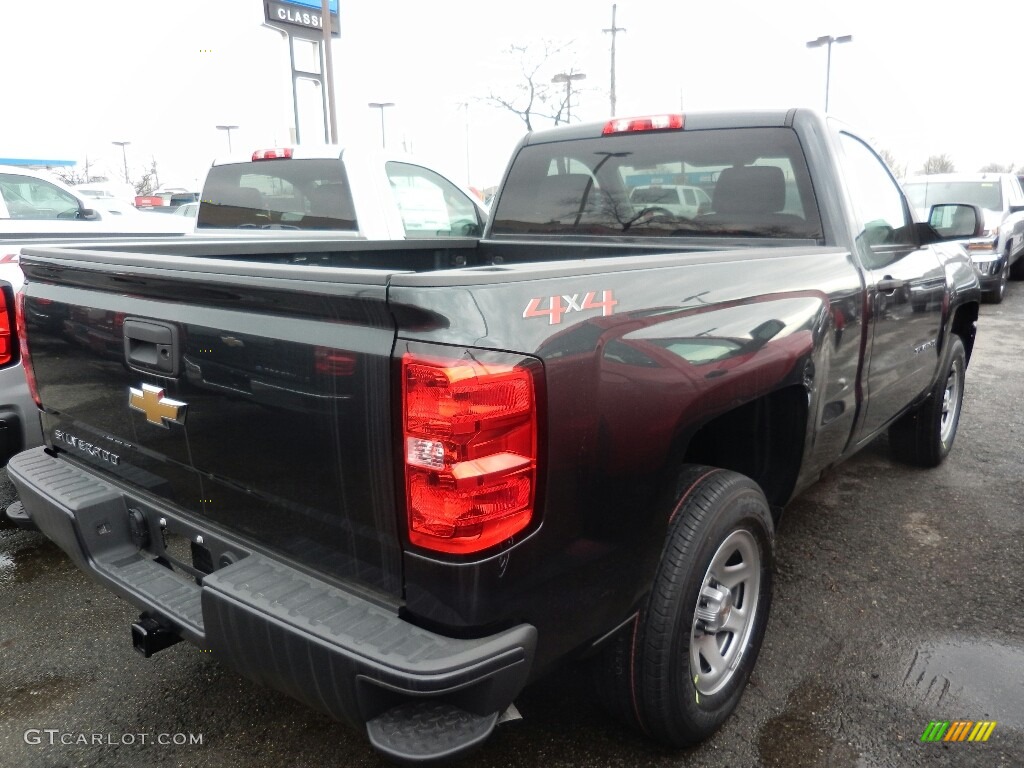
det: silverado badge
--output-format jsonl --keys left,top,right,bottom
{"left": 129, "top": 384, "right": 188, "bottom": 428}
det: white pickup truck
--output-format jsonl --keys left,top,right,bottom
{"left": 197, "top": 145, "right": 487, "bottom": 239}
{"left": 0, "top": 147, "right": 486, "bottom": 465}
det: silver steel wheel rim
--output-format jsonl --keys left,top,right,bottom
{"left": 689, "top": 529, "right": 761, "bottom": 697}
{"left": 939, "top": 357, "right": 962, "bottom": 445}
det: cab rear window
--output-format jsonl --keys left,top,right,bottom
{"left": 198, "top": 159, "right": 358, "bottom": 230}
{"left": 490, "top": 127, "right": 822, "bottom": 240}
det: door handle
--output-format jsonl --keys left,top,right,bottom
{"left": 877, "top": 277, "right": 906, "bottom": 294}
{"left": 123, "top": 319, "right": 180, "bottom": 377}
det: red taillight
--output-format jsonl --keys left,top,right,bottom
{"left": 402, "top": 352, "right": 537, "bottom": 554}
{"left": 14, "top": 291, "right": 40, "bottom": 406}
{"left": 602, "top": 114, "right": 684, "bottom": 135}
{"left": 0, "top": 290, "right": 11, "bottom": 366}
{"left": 252, "top": 148, "right": 293, "bottom": 161}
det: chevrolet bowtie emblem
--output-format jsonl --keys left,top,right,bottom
{"left": 128, "top": 384, "right": 187, "bottom": 428}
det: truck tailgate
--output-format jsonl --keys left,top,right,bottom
{"left": 19, "top": 248, "right": 403, "bottom": 596}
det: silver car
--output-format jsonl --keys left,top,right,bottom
{"left": 903, "top": 172, "right": 1024, "bottom": 303}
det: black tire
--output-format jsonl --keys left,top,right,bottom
{"left": 983, "top": 256, "right": 1009, "bottom": 304}
{"left": 593, "top": 466, "right": 774, "bottom": 747}
{"left": 889, "top": 335, "right": 966, "bottom": 467}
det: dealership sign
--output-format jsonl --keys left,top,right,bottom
{"left": 264, "top": 0, "right": 340, "bottom": 36}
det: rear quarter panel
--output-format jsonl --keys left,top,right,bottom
{"left": 389, "top": 245, "right": 864, "bottom": 669}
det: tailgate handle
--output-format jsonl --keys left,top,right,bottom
{"left": 123, "top": 319, "right": 180, "bottom": 377}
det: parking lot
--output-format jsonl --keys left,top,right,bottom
{"left": 1, "top": 283, "right": 1022, "bottom": 768}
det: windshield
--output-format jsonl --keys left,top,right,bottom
{"left": 903, "top": 180, "right": 1003, "bottom": 212}
{"left": 490, "top": 127, "right": 822, "bottom": 240}
{"left": 198, "top": 158, "right": 357, "bottom": 230}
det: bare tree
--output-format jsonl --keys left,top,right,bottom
{"left": 978, "top": 162, "right": 1015, "bottom": 173}
{"left": 921, "top": 154, "right": 955, "bottom": 174}
{"left": 878, "top": 149, "right": 905, "bottom": 179}
{"left": 134, "top": 171, "right": 155, "bottom": 196}
{"left": 54, "top": 167, "right": 90, "bottom": 186}
{"left": 483, "top": 41, "right": 583, "bottom": 131}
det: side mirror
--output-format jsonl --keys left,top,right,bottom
{"left": 927, "top": 203, "right": 982, "bottom": 239}
{"left": 79, "top": 207, "right": 101, "bottom": 221}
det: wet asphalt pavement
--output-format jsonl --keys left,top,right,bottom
{"left": 2, "top": 285, "right": 1022, "bottom": 768}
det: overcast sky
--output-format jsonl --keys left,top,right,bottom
{"left": 2, "top": 0, "right": 1019, "bottom": 192}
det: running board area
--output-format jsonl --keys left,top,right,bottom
{"left": 367, "top": 702, "right": 500, "bottom": 764}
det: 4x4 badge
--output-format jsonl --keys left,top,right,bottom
{"left": 129, "top": 384, "right": 187, "bottom": 428}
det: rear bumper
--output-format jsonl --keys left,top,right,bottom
{"left": 7, "top": 447, "right": 536, "bottom": 758}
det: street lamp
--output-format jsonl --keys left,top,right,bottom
{"left": 805, "top": 34, "right": 852, "bottom": 113}
{"left": 368, "top": 102, "right": 395, "bottom": 149}
{"left": 552, "top": 72, "right": 587, "bottom": 123}
{"left": 216, "top": 125, "right": 239, "bottom": 153}
{"left": 111, "top": 141, "right": 130, "bottom": 184}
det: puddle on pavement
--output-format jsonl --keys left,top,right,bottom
{"left": 0, "top": 530, "right": 70, "bottom": 586}
{"left": 903, "top": 639, "right": 1024, "bottom": 728}
{"left": 758, "top": 678, "right": 862, "bottom": 767}
{"left": 1, "top": 674, "right": 88, "bottom": 721}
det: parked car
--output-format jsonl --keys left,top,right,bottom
{"left": 0, "top": 265, "right": 41, "bottom": 466}
{"left": 173, "top": 201, "right": 199, "bottom": 219}
{"left": 903, "top": 172, "right": 1024, "bottom": 302}
{"left": 0, "top": 166, "right": 193, "bottom": 235}
{"left": 628, "top": 183, "right": 712, "bottom": 218}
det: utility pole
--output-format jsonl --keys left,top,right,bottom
{"left": 603, "top": 4, "right": 626, "bottom": 116}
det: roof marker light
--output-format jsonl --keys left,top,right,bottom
{"left": 602, "top": 114, "right": 684, "bottom": 135}
{"left": 252, "top": 148, "right": 294, "bottom": 161}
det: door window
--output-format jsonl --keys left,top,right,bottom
{"left": 0, "top": 174, "right": 81, "bottom": 219}
{"left": 385, "top": 162, "right": 482, "bottom": 237}
{"left": 839, "top": 134, "right": 915, "bottom": 266}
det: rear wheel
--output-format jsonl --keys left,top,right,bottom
{"left": 593, "top": 466, "right": 774, "bottom": 746}
{"left": 889, "top": 336, "right": 966, "bottom": 467}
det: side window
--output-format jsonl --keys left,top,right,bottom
{"left": 0, "top": 174, "right": 81, "bottom": 220}
{"left": 839, "top": 133, "right": 914, "bottom": 265}
{"left": 385, "top": 162, "right": 481, "bottom": 237}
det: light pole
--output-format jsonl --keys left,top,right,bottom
{"left": 552, "top": 72, "right": 587, "bottom": 123}
{"left": 216, "top": 125, "right": 239, "bottom": 153}
{"left": 111, "top": 141, "right": 130, "bottom": 184}
{"left": 806, "top": 34, "right": 852, "bottom": 113}
{"left": 368, "top": 102, "right": 395, "bottom": 149}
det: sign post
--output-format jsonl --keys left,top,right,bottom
{"left": 263, "top": 0, "right": 340, "bottom": 144}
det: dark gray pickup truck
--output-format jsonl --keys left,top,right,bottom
{"left": 6, "top": 109, "right": 982, "bottom": 763}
